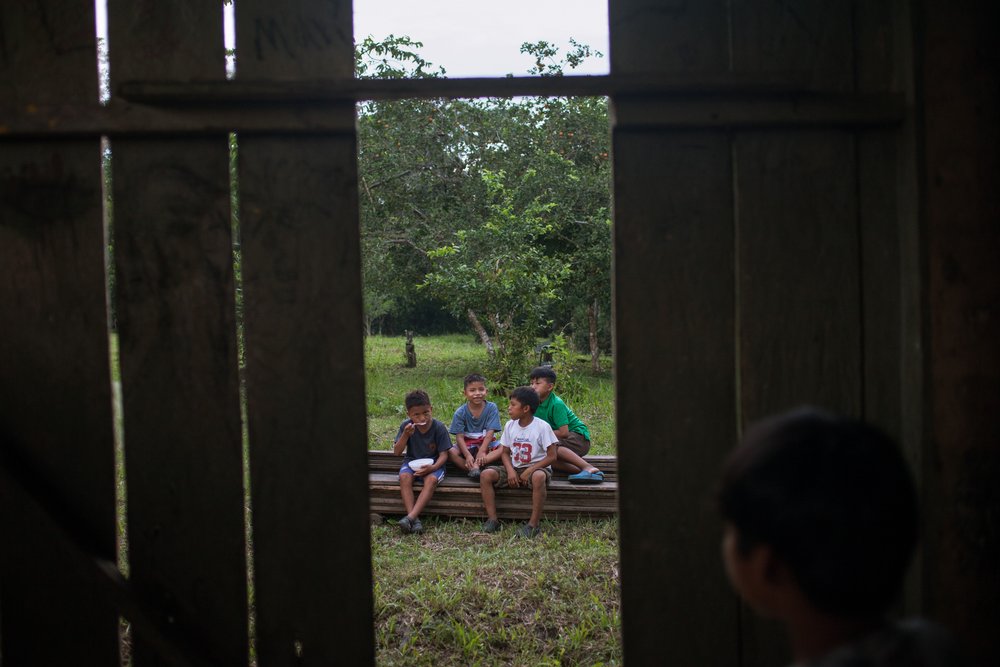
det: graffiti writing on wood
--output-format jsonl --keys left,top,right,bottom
{"left": 254, "top": 15, "right": 334, "bottom": 62}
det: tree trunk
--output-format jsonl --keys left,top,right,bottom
{"left": 467, "top": 309, "right": 494, "bottom": 358}
{"left": 589, "top": 298, "right": 601, "bottom": 373}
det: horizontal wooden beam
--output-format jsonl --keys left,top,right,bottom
{"left": 0, "top": 74, "right": 904, "bottom": 138}
{"left": 116, "top": 73, "right": 807, "bottom": 104}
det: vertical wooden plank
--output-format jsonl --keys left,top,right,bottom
{"left": 613, "top": 131, "right": 738, "bottom": 664}
{"left": 0, "top": 2, "right": 119, "bottom": 664}
{"left": 608, "top": 0, "right": 739, "bottom": 665}
{"left": 610, "top": 2, "right": 738, "bottom": 664}
{"left": 919, "top": 1, "right": 1000, "bottom": 664}
{"left": 855, "top": 0, "right": 904, "bottom": 443}
{"left": 609, "top": 0, "right": 729, "bottom": 74}
{"left": 108, "top": 2, "right": 248, "bottom": 664}
{"left": 731, "top": 0, "right": 854, "bottom": 91}
{"left": 735, "top": 130, "right": 861, "bottom": 666}
{"left": 731, "top": 6, "right": 864, "bottom": 664}
{"left": 235, "top": 1, "right": 374, "bottom": 664}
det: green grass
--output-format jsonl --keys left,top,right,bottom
{"left": 372, "top": 517, "right": 621, "bottom": 666}
{"left": 364, "top": 334, "right": 616, "bottom": 454}
{"left": 366, "top": 334, "right": 621, "bottom": 664}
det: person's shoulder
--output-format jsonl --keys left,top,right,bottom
{"left": 808, "top": 619, "right": 968, "bottom": 667}
{"left": 485, "top": 400, "right": 499, "bottom": 410}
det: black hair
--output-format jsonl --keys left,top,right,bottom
{"left": 404, "top": 389, "right": 431, "bottom": 410}
{"left": 529, "top": 366, "right": 557, "bottom": 384}
{"left": 509, "top": 386, "right": 540, "bottom": 413}
{"left": 718, "top": 407, "right": 918, "bottom": 616}
{"left": 463, "top": 373, "right": 487, "bottom": 388}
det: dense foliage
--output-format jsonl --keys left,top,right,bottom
{"left": 357, "top": 37, "right": 612, "bottom": 379}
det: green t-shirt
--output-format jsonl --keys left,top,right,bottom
{"left": 535, "top": 392, "right": 590, "bottom": 441}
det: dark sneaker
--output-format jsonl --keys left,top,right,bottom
{"left": 482, "top": 518, "right": 501, "bottom": 533}
{"left": 518, "top": 523, "right": 541, "bottom": 538}
{"left": 467, "top": 467, "right": 481, "bottom": 480}
{"left": 411, "top": 518, "right": 423, "bottom": 534}
{"left": 398, "top": 516, "right": 413, "bottom": 534}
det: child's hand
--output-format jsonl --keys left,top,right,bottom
{"left": 465, "top": 453, "right": 475, "bottom": 468}
{"left": 519, "top": 468, "right": 533, "bottom": 484}
{"left": 402, "top": 421, "right": 416, "bottom": 436}
{"left": 506, "top": 470, "right": 520, "bottom": 488}
{"left": 475, "top": 451, "right": 487, "bottom": 467}
{"left": 413, "top": 464, "right": 430, "bottom": 477}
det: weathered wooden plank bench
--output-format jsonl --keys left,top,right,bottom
{"left": 368, "top": 451, "right": 619, "bottom": 520}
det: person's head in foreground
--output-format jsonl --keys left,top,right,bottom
{"left": 717, "top": 407, "right": 964, "bottom": 665}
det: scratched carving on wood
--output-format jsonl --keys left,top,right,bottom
{"left": 253, "top": 15, "right": 336, "bottom": 61}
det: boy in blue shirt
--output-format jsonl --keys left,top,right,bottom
{"left": 448, "top": 373, "right": 503, "bottom": 479}
{"left": 392, "top": 389, "right": 451, "bottom": 534}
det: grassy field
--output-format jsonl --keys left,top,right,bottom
{"left": 364, "top": 334, "right": 616, "bottom": 453}
{"left": 372, "top": 517, "right": 621, "bottom": 666}
{"left": 366, "top": 334, "right": 621, "bottom": 665}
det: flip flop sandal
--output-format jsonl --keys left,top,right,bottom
{"left": 568, "top": 470, "right": 605, "bottom": 484}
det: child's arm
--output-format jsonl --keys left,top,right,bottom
{"left": 474, "top": 429, "right": 496, "bottom": 467}
{"left": 416, "top": 448, "right": 450, "bottom": 477}
{"left": 519, "top": 443, "right": 558, "bottom": 483}
{"left": 501, "top": 446, "right": 520, "bottom": 488}
{"left": 393, "top": 421, "right": 415, "bottom": 456}
{"left": 551, "top": 424, "right": 571, "bottom": 439}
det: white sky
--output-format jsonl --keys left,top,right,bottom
{"left": 353, "top": 0, "right": 609, "bottom": 77}
{"left": 97, "top": 1, "right": 609, "bottom": 79}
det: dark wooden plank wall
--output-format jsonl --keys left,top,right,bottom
{"left": 235, "top": 0, "right": 374, "bottom": 664}
{"left": 919, "top": 1, "right": 1000, "bottom": 664}
{"left": 611, "top": 1, "right": 904, "bottom": 664}
{"left": 611, "top": 2, "right": 739, "bottom": 664}
{"left": 108, "top": 1, "right": 249, "bottom": 664}
{"left": 0, "top": 2, "right": 120, "bottom": 664}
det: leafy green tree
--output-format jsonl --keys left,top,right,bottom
{"left": 421, "top": 171, "right": 569, "bottom": 391}
{"left": 355, "top": 36, "right": 612, "bottom": 370}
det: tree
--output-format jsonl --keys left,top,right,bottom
{"left": 355, "top": 36, "right": 612, "bottom": 371}
{"left": 421, "top": 171, "right": 569, "bottom": 391}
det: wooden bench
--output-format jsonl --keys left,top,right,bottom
{"left": 368, "top": 451, "right": 618, "bottom": 520}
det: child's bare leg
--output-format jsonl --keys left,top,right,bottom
{"left": 553, "top": 446, "right": 600, "bottom": 475}
{"left": 408, "top": 475, "right": 439, "bottom": 519}
{"left": 399, "top": 473, "right": 416, "bottom": 514}
{"left": 448, "top": 447, "right": 471, "bottom": 471}
{"left": 480, "top": 468, "right": 499, "bottom": 520}
{"left": 528, "top": 470, "right": 548, "bottom": 527}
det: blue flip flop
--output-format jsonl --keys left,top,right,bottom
{"left": 568, "top": 469, "right": 605, "bottom": 484}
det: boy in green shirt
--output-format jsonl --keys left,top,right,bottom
{"left": 528, "top": 366, "right": 605, "bottom": 484}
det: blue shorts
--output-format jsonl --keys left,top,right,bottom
{"left": 399, "top": 462, "right": 446, "bottom": 482}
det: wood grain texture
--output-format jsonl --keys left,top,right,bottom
{"left": 735, "top": 131, "right": 861, "bottom": 419}
{"left": 613, "top": 129, "right": 738, "bottom": 664}
{"left": 735, "top": 130, "right": 861, "bottom": 666}
{"left": 108, "top": 1, "right": 248, "bottom": 664}
{"left": 0, "top": 1, "right": 118, "bottom": 663}
{"left": 731, "top": 0, "right": 854, "bottom": 92}
{"left": 919, "top": 2, "right": 1000, "bottom": 663}
{"left": 609, "top": 0, "right": 729, "bottom": 74}
{"left": 235, "top": 2, "right": 373, "bottom": 664}
{"left": 238, "top": 133, "right": 373, "bottom": 667}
